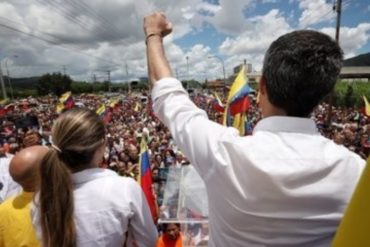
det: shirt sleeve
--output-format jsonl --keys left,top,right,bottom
{"left": 127, "top": 178, "right": 158, "bottom": 247}
{"left": 151, "top": 78, "right": 239, "bottom": 179}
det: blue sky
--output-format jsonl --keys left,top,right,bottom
{"left": 0, "top": 0, "right": 369, "bottom": 82}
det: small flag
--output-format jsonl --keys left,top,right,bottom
{"left": 211, "top": 92, "right": 225, "bottom": 113}
{"left": 109, "top": 98, "right": 119, "bottom": 108}
{"left": 96, "top": 104, "right": 112, "bottom": 124}
{"left": 139, "top": 137, "right": 157, "bottom": 221}
{"left": 223, "top": 66, "right": 252, "bottom": 135}
{"left": 56, "top": 91, "right": 74, "bottom": 113}
{"left": 96, "top": 104, "right": 106, "bottom": 116}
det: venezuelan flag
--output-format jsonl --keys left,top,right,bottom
{"left": 59, "top": 91, "right": 72, "bottom": 103}
{"left": 332, "top": 157, "right": 370, "bottom": 246}
{"left": 56, "top": 91, "right": 74, "bottom": 113}
{"left": 139, "top": 137, "right": 158, "bottom": 221}
{"left": 96, "top": 104, "right": 106, "bottom": 116}
{"left": 223, "top": 65, "right": 252, "bottom": 135}
{"left": 211, "top": 92, "right": 225, "bottom": 113}
{"left": 96, "top": 104, "right": 112, "bottom": 124}
{"left": 109, "top": 98, "right": 119, "bottom": 108}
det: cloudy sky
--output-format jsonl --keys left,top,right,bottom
{"left": 0, "top": 0, "right": 369, "bottom": 82}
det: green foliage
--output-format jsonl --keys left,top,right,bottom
{"left": 71, "top": 81, "right": 93, "bottom": 94}
{"left": 334, "top": 80, "right": 370, "bottom": 107}
{"left": 37, "top": 73, "right": 72, "bottom": 96}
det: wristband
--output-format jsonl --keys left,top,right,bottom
{"left": 145, "top": 33, "right": 162, "bottom": 45}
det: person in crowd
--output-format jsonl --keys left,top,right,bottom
{"left": 156, "top": 223, "right": 183, "bottom": 247}
{"left": 192, "top": 223, "right": 209, "bottom": 246}
{"left": 144, "top": 12, "right": 365, "bottom": 246}
{"left": 32, "top": 108, "right": 157, "bottom": 247}
{"left": 0, "top": 146, "right": 19, "bottom": 203}
{"left": 0, "top": 145, "right": 48, "bottom": 247}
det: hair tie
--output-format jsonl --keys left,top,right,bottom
{"left": 51, "top": 144, "right": 62, "bottom": 153}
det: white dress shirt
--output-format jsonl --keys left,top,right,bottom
{"left": 152, "top": 78, "right": 365, "bottom": 247}
{"left": 32, "top": 168, "right": 158, "bottom": 247}
{"left": 0, "top": 154, "right": 21, "bottom": 203}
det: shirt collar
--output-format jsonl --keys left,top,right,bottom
{"left": 71, "top": 168, "right": 118, "bottom": 185}
{"left": 253, "top": 116, "right": 319, "bottom": 134}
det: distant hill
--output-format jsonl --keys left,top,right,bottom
{"left": 6, "top": 76, "right": 40, "bottom": 89}
{"left": 343, "top": 52, "right": 370, "bottom": 67}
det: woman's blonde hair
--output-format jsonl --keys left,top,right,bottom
{"left": 39, "top": 108, "right": 105, "bottom": 247}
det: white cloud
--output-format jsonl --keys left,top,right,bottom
{"left": 0, "top": 0, "right": 204, "bottom": 80}
{"left": 0, "top": 0, "right": 369, "bottom": 83}
{"left": 206, "top": 0, "right": 254, "bottom": 35}
{"left": 320, "top": 23, "right": 370, "bottom": 58}
{"left": 261, "top": 0, "right": 278, "bottom": 3}
{"left": 218, "top": 9, "right": 291, "bottom": 71}
{"left": 298, "top": 0, "right": 335, "bottom": 28}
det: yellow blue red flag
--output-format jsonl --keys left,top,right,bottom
{"left": 139, "top": 137, "right": 157, "bottom": 221}
{"left": 223, "top": 66, "right": 252, "bottom": 135}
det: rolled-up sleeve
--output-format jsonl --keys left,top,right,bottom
{"left": 152, "top": 78, "right": 238, "bottom": 178}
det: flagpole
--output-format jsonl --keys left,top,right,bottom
{"left": 208, "top": 55, "right": 226, "bottom": 98}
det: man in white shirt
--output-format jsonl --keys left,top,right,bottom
{"left": 144, "top": 12, "right": 365, "bottom": 246}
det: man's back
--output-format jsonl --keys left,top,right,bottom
{"left": 203, "top": 116, "right": 364, "bottom": 246}
{"left": 144, "top": 14, "right": 364, "bottom": 246}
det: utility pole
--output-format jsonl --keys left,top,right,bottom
{"left": 0, "top": 65, "right": 7, "bottom": 99}
{"left": 62, "top": 65, "right": 67, "bottom": 75}
{"left": 107, "top": 70, "right": 111, "bottom": 92}
{"left": 186, "top": 56, "right": 189, "bottom": 90}
{"left": 327, "top": 0, "right": 342, "bottom": 126}
{"left": 4, "top": 60, "right": 14, "bottom": 99}
{"left": 125, "top": 64, "right": 131, "bottom": 93}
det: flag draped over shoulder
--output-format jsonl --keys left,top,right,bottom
{"left": 139, "top": 137, "right": 158, "bottom": 221}
{"left": 223, "top": 66, "right": 252, "bottom": 135}
{"left": 363, "top": 96, "right": 370, "bottom": 117}
{"left": 332, "top": 157, "right": 370, "bottom": 246}
{"left": 56, "top": 91, "right": 74, "bottom": 113}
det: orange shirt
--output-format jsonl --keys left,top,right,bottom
{"left": 156, "top": 233, "right": 183, "bottom": 247}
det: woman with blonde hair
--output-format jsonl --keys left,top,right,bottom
{"left": 32, "top": 108, "right": 158, "bottom": 247}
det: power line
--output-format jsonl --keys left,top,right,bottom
{"left": 301, "top": 4, "right": 335, "bottom": 29}
{"left": 0, "top": 21, "right": 121, "bottom": 67}
{"left": 37, "top": 0, "right": 122, "bottom": 42}
{"left": 66, "top": 0, "right": 121, "bottom": 36}
{"left": 35, "top": 0, "right": 93, "bottom": 35}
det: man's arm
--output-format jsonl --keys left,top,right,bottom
{"left": 144, "top": 12, "right": 238, "bottom": 179}
{"left": 144, "top": 12, "right": 173, "bottom": 84}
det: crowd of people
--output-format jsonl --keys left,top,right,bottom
{"left": 1, "top": 91, "right": 368, "bottom": 182}
{"left": 1, "top": 91, "right": 366, "bottom": 246}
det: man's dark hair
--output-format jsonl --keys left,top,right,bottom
{"left": 262, "top": 30, "right": 343, "bottom": 117}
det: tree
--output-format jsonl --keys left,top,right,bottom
{"left": 37, "top": 73, "right": 72, "bottom": 96}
